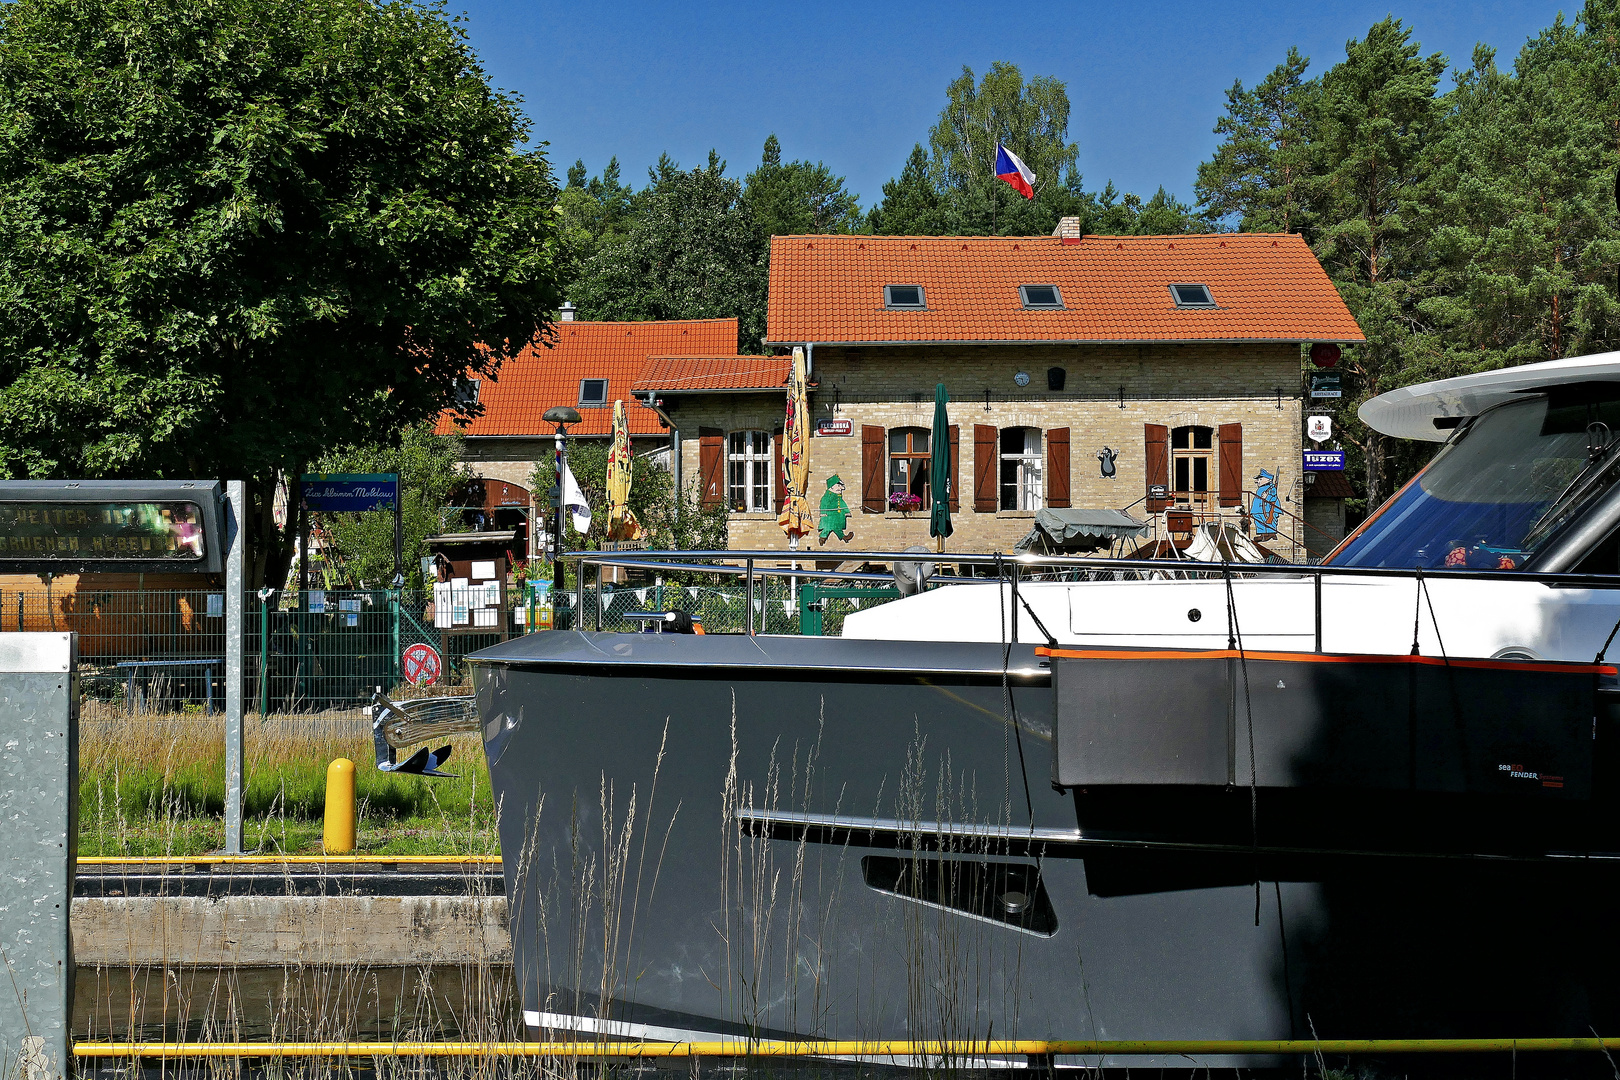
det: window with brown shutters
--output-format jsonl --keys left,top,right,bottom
{"left": 861, "top": 425, "right": 885, "bottom": 512}
{"left": 948, "top": 424, "right": 960, "bottom": 511}
{"left": 1144, "top": 424, "right": 1170, "bottom": 512}
{"left": 1046, "top": 428, "right": 1071, "bottom": 509}
{"left": 1218, "top": 423, "right": 1243, "bottom": 507}
{"left": 698, "top": 428, "right": 725, "bottom": 508}
{"left": 973, "top": 425, "right": 997, "bottom": 512}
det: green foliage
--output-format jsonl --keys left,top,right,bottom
{"left": 1196, "top": 47, "right": 1317, "bottom": 234}
{"left": 309, "top": 423, "right": 469, "bottom": 590}
{"left": 530, "top": 441, "right": 727, "bottom": 571}
{"left": 744, "top": 134, "right": 864, "bottom": 236}
{"left": 868, "top": 144, "right": 946, "bottom": 235}
{"left": 570, "top": 153, "right": 768, "bottom": 351}
{"left": 556, "top": 156, "right": 636, "bottom": 295}
{"left": 0, "top": 0, "right": 563, "bottom": 586}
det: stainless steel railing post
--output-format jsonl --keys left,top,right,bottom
{"left": 745, "top": 559, "right": 755, "bottom": 636}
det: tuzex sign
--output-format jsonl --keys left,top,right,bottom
{"left": 300, "top": 474, "right": 398, "bottom": 511}
{"left": 1304, "top": 450, "right": 1346, "bottom": 472}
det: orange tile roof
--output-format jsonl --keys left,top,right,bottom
{"left": 633, "top": 355, "right": 792, "bottom": 393}
{"left": 437, "top": 319, "right": 739, "bottom": 438}
{"left": 765, "top": 233, "right": 1364, "bottom": 345}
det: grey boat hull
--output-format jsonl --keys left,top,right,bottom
{"left": 472, "top": 631, "right": 1620, "bottom": 1061}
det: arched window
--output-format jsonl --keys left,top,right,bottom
{"left": 1172, "top": 425, "right": 1213, "bottom": 509}
{"left": 1000, "top": 427, "right": 1044, "bottom": 510}
{"left": 888, "top": 427, "right": 931, "bottom": 508}
{"left": 727, "top": 431, "right": 772, "bottom": 512}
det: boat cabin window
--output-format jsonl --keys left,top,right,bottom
{"left": 1000, "top": 428, "right": 1044, "bottom": 510}
{"left": 1172, "top": 426, "right": 1213, "bottom": 510}
{"left": 727, "top": 430, "right": 773, "bottom": 513}
{"left": 889, "top": 427, "right": 931, "bottom": 509}
{"left": 1330, "top": 391, "right": 1620, "bottom": 569}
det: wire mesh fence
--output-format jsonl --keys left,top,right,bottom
{"left": 1, "top": 577, "right": 903, "bottom": 715}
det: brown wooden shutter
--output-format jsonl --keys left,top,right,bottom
{"left": 861, "top": 425, "right": 885, "bottom": 512}
{"left": 974, "top": 425, "right": 997, "bottom": 512}
{"left": 1218, "top": 423, "right": 1243, "bottom": 507}
{"left": 699, "top": 428, "right": 725, "bottom": 508}
{"left": 948, "top": 424, "right": 961, "bottom": 511}
{"left": 1047, "top": 427, "right": 1071, "bottom": 509}
{"left": 1145, "top": 424, "right": 1170, "bottom": 512}
{"left": 774, "top": 427, "right": 786, "bottom": 508}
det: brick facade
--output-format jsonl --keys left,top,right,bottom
{"left": 669, "top": 343, "right": 1307, "bottom": 555}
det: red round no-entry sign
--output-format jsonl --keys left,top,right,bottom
{"left": 402, "top": 643, "right": 442, "bottom": 688}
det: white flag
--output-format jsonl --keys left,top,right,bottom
{"left": 561, "top": 460, "right": 592, "bottom": 534}
{"left": 635, "top": 589, "right": 648, "bottom": 604}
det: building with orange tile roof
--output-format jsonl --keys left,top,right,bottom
{"left": 670, "top": 220, "right": 1361, "bottom": 559}
{"left": 438, "top": 316, "right": 738, "bottom": 562}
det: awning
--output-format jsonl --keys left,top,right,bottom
{"left": 1014, "top": 508, "right": 1149, "bottom": 553}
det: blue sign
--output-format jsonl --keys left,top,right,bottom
{"left": 301, "top": 473, "right": 398, "bottom": 511}
{"left": 1303, "top": 450, "right": 1345, "bottom": 472}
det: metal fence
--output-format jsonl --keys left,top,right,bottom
{"left": 0, "top": 578, "right": 903, "bottom": 714}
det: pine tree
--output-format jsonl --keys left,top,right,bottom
{"left": 1195, "top": 48, "right": 1316, "bottom": 233}
{"left": 742, "top": 134, "right": 863, "bottom": 237}
{"left": 1310, "top": 17, "right": 1447, "bottom": 508}
{"left": 868, "top": 144, "right": 945, "bottom": 234}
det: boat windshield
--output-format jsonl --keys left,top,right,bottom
{"left": 1330, "top": 393, "right": 1620, "bottom": 569}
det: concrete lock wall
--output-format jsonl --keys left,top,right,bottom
{"left": 0, "top": 633, "right": 76, "bottom": 1076}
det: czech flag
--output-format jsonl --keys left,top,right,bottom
{"left": 994, "top": 142, "right": 1036, "bottom": 199}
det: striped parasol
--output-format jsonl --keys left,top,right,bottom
{"left": 605, "top": 399, "right": 643, "bottom": 542}
{"left": 776, "top": 347, "right": 814, "bottom": 546}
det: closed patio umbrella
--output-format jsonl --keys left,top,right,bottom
{"left": 929, "top": 383, "right": 952, "bottom": 549}
{"left": 777, "top": 347, "right": 814, "bottom": 547}
{"left": 605, "top": 399, "right": 643, "bottom": 542}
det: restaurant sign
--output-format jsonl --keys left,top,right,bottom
{"left": 301, "top": 473, "right": 399, "bottom": 511}
{"left": 0, "top": 480, "right": 224, "bottom": 572}
{"left": 1303, "top": 450, "right": 1346, "bottom": 472}
{"left": 1310, "top": 371, "right": 1343, "bottom": 399}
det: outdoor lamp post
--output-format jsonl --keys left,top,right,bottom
{"left": 543, "top": 406, "right": 582, "bottom": 593}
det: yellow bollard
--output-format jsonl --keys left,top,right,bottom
{"left": 322, "top": 758, "right": 356, "bottom": 854}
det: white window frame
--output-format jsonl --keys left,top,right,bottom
{"left": 1000, "top": 427, "right": 1044, "bottom": 511}
{"left": 727, "top": 430, "right": 773, "bottom": 513}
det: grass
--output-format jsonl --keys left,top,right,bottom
{"left": 79, "top": 706, "right": 497, "bottom": 856}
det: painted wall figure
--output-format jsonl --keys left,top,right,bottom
{"left": 818, "top": 475, "right": 853, "bottom": 545}
{"left": 1251, "top": 468, "right": 1281, "bottom": 540}
{"left": 1097, "top": 446, "right": 1118, "bottom": 479}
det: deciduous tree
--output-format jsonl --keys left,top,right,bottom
{"left": 0, "top": 0, "right": 561, "bottom": 587}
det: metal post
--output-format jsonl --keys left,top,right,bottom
{"left": 553, "top": 425, "right": 567, "bottom": 593}
{"left": 224, "top": 480, "right": 246, "bottom": 854}
{"left": 392, "top": 476, "right": 403, "bottom": 585}
{"left": 296, "top": 477, "right": 309, "bottom": 610}
{"left": 1314, "top": 569, "right": 1323, "bottom": 653}
{"left": 259, "top": 590, "right": 271, "bottom": 716}
{"left": 595, "top": 560, "right": 603, "bottom": 632}
{"left": 746, "top": 559, "right": 755, "bottom": 636}
{"left": 575, "top": 558, "right": 585, "bottom": 632}
{"left": 0, "top": 632, "right": 76, "bottom": 1071}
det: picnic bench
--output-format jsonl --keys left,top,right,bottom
{"left": 114, "top": 658, "right": 223, "bottom": 715}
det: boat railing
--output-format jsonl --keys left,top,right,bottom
{"left": 558, "top": 548, "right": 1620, "bottom": 641}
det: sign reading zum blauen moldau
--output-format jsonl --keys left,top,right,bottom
{"left": 1303, "top": 450, "right": 1346, "bottom": 472}
{"left": 301, "top": 473, "right": 398, "bottom": 511}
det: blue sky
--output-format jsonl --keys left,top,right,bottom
{"left": 454, "top": 0, "right": 1574, "bottom": 211}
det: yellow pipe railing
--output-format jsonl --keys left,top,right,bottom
{"left": 70, "top": 1038, "right": 1620, "bottom": 1058}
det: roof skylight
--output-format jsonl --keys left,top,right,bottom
{"left": 1170, "top": 284, "right": 1216, "bottom": 308}
{"left": 1020, "top": 285, "right": 1064, "bottom": 309}
{"left": 885, "top": 285, "right": 926, "bottom": 309}
{"left": 579, "top": 378, "right": 609, "bottom": 406}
